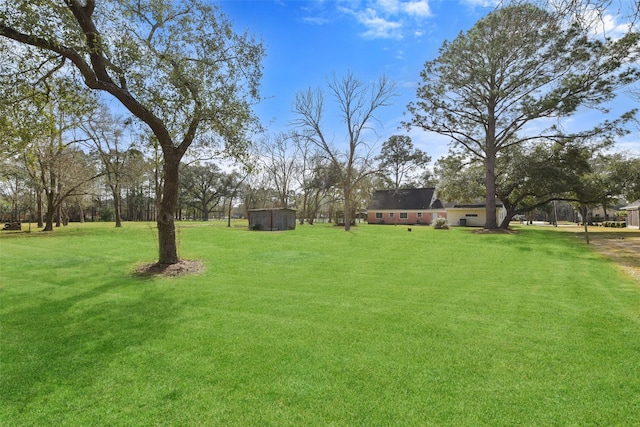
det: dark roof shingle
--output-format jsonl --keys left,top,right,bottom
{"left": 367, "top": 188, "right": 441, "bottom": 210}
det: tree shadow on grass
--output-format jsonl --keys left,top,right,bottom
{"left": 0, "top": 275, "right": 182, "bottom": 416}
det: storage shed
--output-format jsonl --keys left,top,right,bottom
{"left": 248, "top": 208, "right": 297, "bottom": 231}
{"left": 620, "top": 200, "right": 640, "bottom": 229}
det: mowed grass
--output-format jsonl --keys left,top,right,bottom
{"left": 1, "top": 222, "right": 639, "bottom": 426}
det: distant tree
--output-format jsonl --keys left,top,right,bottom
{"left": 376, "top": 135, "right": 431, "bottom": 190}
{"left": 180, "top": 163, "right": 224, "bottom": 221}
{"left": 605, "top": 154, "right": 640, "bottom": 202}
{"left": 492, "top": 143, "right": 593, "bottom": 228}
{"left": 282, "top": 133, "right": 337, "bottom": 224}
{"left": 258, "top": 132, "right": 299, "bottom": 208}
{"left": 223, "top": 170, "right": 250, "bottom": 227}
{"left": 434, "top": 154, "right": 485, "bottom": 204}
{"left": 0, "top": 160, "right": 30, "bottom": 221}
{"left": 81, "top": 104, "right": 142, "bottom": 227}
{"left": 1, "top": 0, "right": 263, "bottom": 264}
{"left": 293, "top": 72, "right": 396, "bottom": 230}
{"left": 25, "top": 142, "right": 97, "bottom": 231}
{"left": 9, "top": 76, "right": 101, "bottom": 231}
{"left": 242, "top": 172, "right": 279, "bottom": 211}
{"left": 405, "top": 3, "right": 640, "bottom": 229}
{"left": 435, "top": 142, "right": 601, "bottom": 229}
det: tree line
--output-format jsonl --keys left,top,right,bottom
{"left": 1, "top": 0, "right": 639, "bottom": 266}
{"left": 0, "top": 99, "right": 434, "bottom": 229}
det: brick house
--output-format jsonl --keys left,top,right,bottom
{"left": 366, "top": 188, "right": 446, "bottom": 225}
{"left": 367, "top": 188, "right": 506, "bottom": 226}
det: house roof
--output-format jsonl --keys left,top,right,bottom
{"left": 620, "top": 200, "right": 640, "bottom": 211}
{"left": 449, "top": 201, "right": 504, "bottom": 209}
{"left": 367, "top": 188, "right": 442, "bottom": 210}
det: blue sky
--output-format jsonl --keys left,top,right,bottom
{"left": 218, "top": 0, "right": 639, "bottom": 162}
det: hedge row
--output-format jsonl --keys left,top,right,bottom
{"left": 601, "top": 221, "right": 627, "bottom": 228}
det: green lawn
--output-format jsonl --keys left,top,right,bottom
{"left": 1, "top": 222, "right": 639, "bottom": 426}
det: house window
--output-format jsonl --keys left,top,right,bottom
{"left": 400, "top": 212, "right": 408, "bottom": 219}
{"left": 417, "top": 212, "right": 422, "bottom": 218}
{"left": 375, "top": 212, "right": 383, "bottom": 219}
{"left": 389, "top": 212, "right": 394, "bottom": 218}
{"left": 465, "top": 214, "right": 478, "bottom": 217}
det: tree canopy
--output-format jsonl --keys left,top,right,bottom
{"left": 0, "top": 0, "right": 264, "bottom": 263}
{"left": 376, "top": 135, "right": 431, "bottom": 190}
{"left": 405, "top": 3, "right": 639, "bottom": 229}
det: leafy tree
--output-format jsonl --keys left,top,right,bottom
{"left": 0, "top": 159, "right": 30, "bottom": 221}
{"left": 8, "top": 76, "right": 100, "bottom": 231}
{"left": 493, "top": 143, "right": 593, "bottom": 228}
{"left": 24, "top": 142, "right": 98, "bottom": 231}
{"left": 436, "top": 142, "right": 599, "bottom": 228}
{"left": 179, "top": 163, "right": 224, "bottom": 221}
{"left": 405, "top": 3, "right": 640, "bottom": 229}
{"left": 1, "top": 0, "right": 263, "bottom": 264}
{"left": 434, "top": 154, "right": 485, "bottom": 203}
{"left": 605, "top": 153, "right": 640, "bottom": 202}
{"left": 376, "top": 135, "right": 431, "bottom": 190}
{"left": 293, "top": 72, "right": 396, "bottom": 230}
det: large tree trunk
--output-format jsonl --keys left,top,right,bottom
{"left": 202, "top": 201, "right": 208, "bottom": 221}
{"left": 112, "top": 184, "right": 122, "bottom": 228}
{"left": 484, "top": 152, "right": 497, "bottom": 229}
{"left": 157, "top": 152, "right": 181, "bottom": 264}
{"left": 343, "top": 182, "right": 352, "bottom": 231}
{"left": 42, "top": 211, "right": 55, "bottom": 232}
{"left": 580, "top": 204, "right": 590, "bottom": 244}
{"left": 42, "top": 191, "right": 55, "bottom": 232}
{"left": 36, "top": 190, "right": 43, "bottom": 228}
{"left": 499, "top": 212, "right": 514, "bottom": 229}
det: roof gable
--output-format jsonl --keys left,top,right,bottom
{"left": 368, "top": 188, "right": 441, "bottom": 210}
{"left": 621, "top": 200, "right": 640, "bottom": 210}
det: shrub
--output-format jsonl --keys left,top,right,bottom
{"left": 433, "top": 217, "right": 449, "bottom": 229}
{"left": 99, "top": 207, "right": 114, "bottom": 222}
{"left": 602, "top": 221, "right": 626, "bottom": 228}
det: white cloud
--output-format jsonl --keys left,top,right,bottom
{"left": 353, "top": 7, "right": 404, "bottom": 39}
{"left": 377, "top": 0, "right": 401, "bottom": 14}
{"left": 402, "top": 0, "right": 431, "bottom": 17}
{"left": 459, "top": 0, "right": 499, "bottom": 7}
{"left": 338, "top": 0, "right": 433, "bottom": 39}
{"left": 302, "top": 16, "right": 330, "bottom": 25}
{"left": 587, "top": 11, "right": 636, "bottom": 39}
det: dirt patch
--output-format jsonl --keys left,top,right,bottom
{"left": 134, "top": 260, "right": 205, "bottom": 278}
{"left": 471, "top": 228, "right": 518, "bottom": 234}
{"left": 587, "top": 236, "right": 640, "bottom": 283}
{"left": 563, "top": 229, "right": 640, "bottom": 284}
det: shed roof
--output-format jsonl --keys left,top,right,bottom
{"left": 367, "top": 188, "right": 442, "bottom": 210}
{"left": 248, "top": 208, "right": 297, "bottom": 212}
{"left": 620, "top": 200, "right": 640, "bottom": 211}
